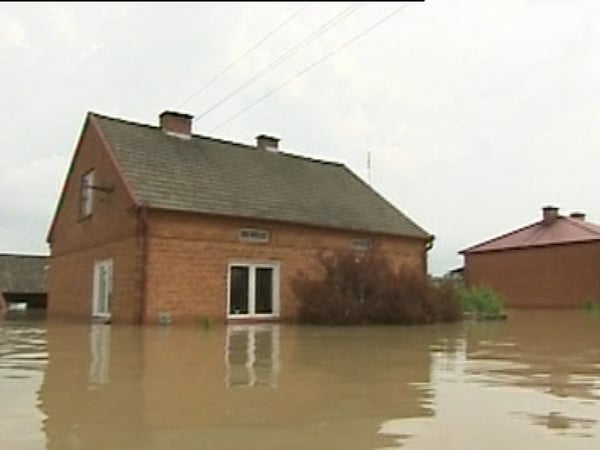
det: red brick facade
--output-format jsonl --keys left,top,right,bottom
{"left": 464, "top": 241, "right": 600, "bottom": 308}
{"left": 47, "top": 116, "right": 428, "bottom": 324}
{"left": 142, "top": 210, "right": 425, "bottom": 324}
{"left": 47, "top": 117, "right": 143, "bottom": 322}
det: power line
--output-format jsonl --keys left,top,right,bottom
{"left": 208, "top": 4, "right": 410, "bottom": 134}
{"left": 176, "top": 4, "right": 310, "bottom": 109}
{"left": 194, "top": 3, "right": 362, "bottom": 122}
{"left": 193, "top": 3, "right": 364, "bottom": 123}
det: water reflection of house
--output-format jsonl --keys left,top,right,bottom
{"left": 142, "top": 325, "right": 437, "bottom": 449}
{"left": 88, "top": 325, "right": 111, "bottom": 384}
{"left": 226, "top": 325, "right": 280, "bottom": 388}
{"left": 0, "top": 253, "right": 48, "bottom": 312}
{"left": 464, "top": 311, "right": 600, "bottom": 401}
{"left": 39, "top": 324, "right": 438, "bottom": 450}
{"left": 39, "top": 324, "right": 147, "bottom": 450}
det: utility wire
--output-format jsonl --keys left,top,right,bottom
{"left": 176, "top": 4, "right": 310, "bottom": 109}
{"left": 193, "top": 3, "right": 364, "bottom": 123}
{"left": 208, "top": 4, "right": 410, "bottom": 133}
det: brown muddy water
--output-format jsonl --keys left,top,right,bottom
{"left": 1, "top": 311, "right": 600, "bottom": 450}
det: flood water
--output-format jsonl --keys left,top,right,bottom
{"left": 1, "top": 311, "right": 600, "bottom": 450}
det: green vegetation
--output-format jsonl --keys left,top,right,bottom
{"left": 157, "top": 312, "right": 172, "bottom": 325}
{"left": 457, "top": 285, "right": 506, "bottom": 319}
{"left": 292, "top": 250, "right": 462, "bottom": 325}
{"left": 584, "top": 299, "right": 600, "bottom": 316}
{"left": 199, "top": 316, "right": 213, "bottom": 330}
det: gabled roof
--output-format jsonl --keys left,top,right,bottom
{"left": 91, "top": 113, "right": 429, "bottom": 239}
{"left": 462, "top": 216, "right": 600, "bottom": 254}
{"left": 0, "top": 254, "right": 48, "bottom": 294}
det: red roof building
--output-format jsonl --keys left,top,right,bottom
{"left": 461, "top": 206, "right": 600, "bottom": 308}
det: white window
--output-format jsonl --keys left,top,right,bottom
{"left": 225, "top": 324, "right": 280, "bottom": 388}
{"left": 81, "top": 170, "right": 95, "bottom": 217}
{"left": 238, "top": 228, "right": 270, "bottom": 244}
{"left": 352, "top": 238, "right": 372, "bottom": 251}
{"left": 228, "top": 261, "right": 279, "bottom": 318}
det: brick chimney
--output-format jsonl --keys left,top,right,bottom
{"left": 542, "top": 206, "right": 559, "bottom": 225}
{"left": 570, "top": 212, "right": 586, "bottom": 221}
{"left": 159, "top": 111, "right": 193, "bottom": 137}
{"left": 256, "top": 134, "right": 279, "bottom": 152}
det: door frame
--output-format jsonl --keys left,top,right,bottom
{"left": 227, "top": 260, "right": 280, "bottom": 320}
{"left": 92, "top": 259, "right": 113, "bottom": 319}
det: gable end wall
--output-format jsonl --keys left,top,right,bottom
{"left": 47, "top": 119, "right": 142, "bottom": 322}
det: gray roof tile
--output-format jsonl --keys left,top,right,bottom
{"left": 93, "top": 113, "right": 429, "bottom": 239}
{"left": 0, "top": 254, "right": 48, "bottom": 294}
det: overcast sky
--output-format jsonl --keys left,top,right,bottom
{"left": 1, "top": 1, "right": 599, "bottom": 275}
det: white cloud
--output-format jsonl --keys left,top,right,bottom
{"left": 1, "top": 1, "right": 600, "bottom": 273}
{"left": 0, "top": 155, "right": 67, "bottom": 253}
{"left": 0, "top": 14, "right": 26, "bottom": 47}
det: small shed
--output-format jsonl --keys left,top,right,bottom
{"left": 0, "top": 254, "right": 48, "bottom": 310}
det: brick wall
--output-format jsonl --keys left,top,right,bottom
{"left": 47, "top": 117, "right": 141, "bottom": 322}
{"left": 47, "top": 237, "right": 142, "bottom": 322}
{"left": 143, "top": 210, "right": 426, "bottom": 324}
{"left": 464, "top": 241, "right": 600, "bottom": 307}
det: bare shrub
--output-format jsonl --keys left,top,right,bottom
{"left": 292, "top": 250, "right": 461, "bottom": 325}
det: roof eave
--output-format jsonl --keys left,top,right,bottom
{"left": 46, "top": 114, "right": 92, "bottom": 244}
{"left": 462, "top": 237, "right": 600, "bottom": 255}
{"left": 143, "top": 205, "right": 430, "bottom": 241}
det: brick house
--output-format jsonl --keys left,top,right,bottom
{"left": 47, "top": 111, "right": 431, "bottom": 324}
{"left": 461, "top": 206, "right": 600, "bottom": 308}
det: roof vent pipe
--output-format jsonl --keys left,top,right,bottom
{"left": 570, "top": 212, "right": 586, "bottom": 221}
{"left": 542, "top": 206, "right": 559, "bottom": 226}
{"left": 256, "top": 134, "right": 280, "bottom": 152}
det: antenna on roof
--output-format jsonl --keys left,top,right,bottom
{"left": 367, "top": 151, "right": 372, "bottom": 185}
